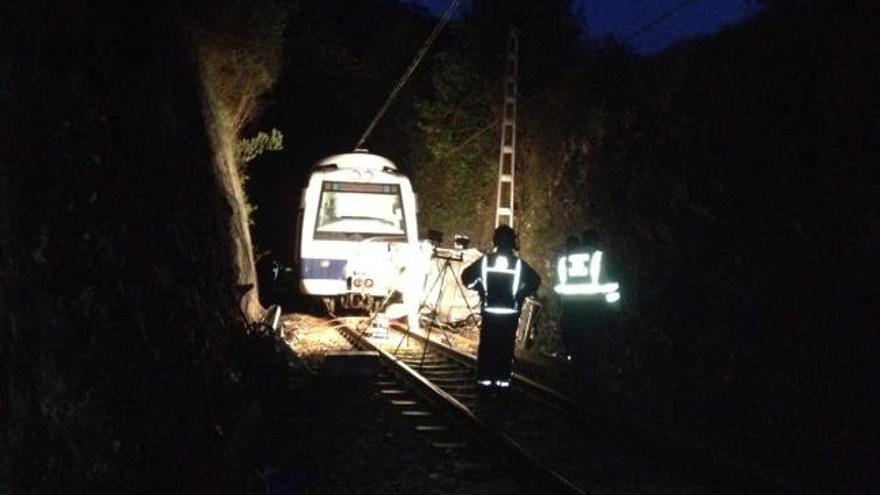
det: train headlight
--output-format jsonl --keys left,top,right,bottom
{"left": 364, "top": 279, "right": 374, "bottom": 288}
{"left": 353, "top": 278, "right": 363, "bottom": 288}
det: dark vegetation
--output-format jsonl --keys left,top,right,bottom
{"left": 0, "top": 0, "right": 297, "bottom": 492}
{"left": 569, "top": 4, "right": 878, "bottom": 490}
{"left": 1, "top": 0, "right": 876, "bottom": 492}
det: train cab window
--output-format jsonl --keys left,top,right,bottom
{"left": 315, "top": 182, "right": 406, "bottom": 240}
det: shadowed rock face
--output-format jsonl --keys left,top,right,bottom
{"left": 0, "top": 1, "right": 261, "bottom": 492}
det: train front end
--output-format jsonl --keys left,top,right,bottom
{"left": 296, "top": 152, "right": 420, "bottom": 313}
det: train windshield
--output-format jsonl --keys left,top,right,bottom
{"left": 315, "top": 181, "right": 407, "bottom": 240}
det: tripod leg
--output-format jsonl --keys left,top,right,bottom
{"left": 432, "top": 263, "right": 448, "bottom": 326}
{"left": 419, "top": 323, "right": 433, "bottom": 369}
{"left": 418, "top": 263, "right": 446, "bottom": 366}
{"left": 393, "top": 329, "right": 407, "bottom": 355}
{"left": 350, "top": 316, "right": 373, "bottom": 350}
{"left": 392, "top": 316, "right": 412, "bottom": 355}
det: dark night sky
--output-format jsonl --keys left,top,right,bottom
{"left": 405, "top": 0, "right": 758, "bottom": 54}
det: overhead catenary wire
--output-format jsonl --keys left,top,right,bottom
{"left": 624, "top": 0, "right": 702, "bottom": 42}
{"left": 354, "top": 0, "right": 462, "bottom": 150}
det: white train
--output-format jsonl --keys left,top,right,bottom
{"left": 295, "top": 151, "right": 421, "bottom": 313}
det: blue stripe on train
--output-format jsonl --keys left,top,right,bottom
{"left": 301, "top": 258, "right": 347, "bottom": 280}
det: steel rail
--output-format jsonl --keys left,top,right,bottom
{"left": 392, "top": 325, "right": 589, "bottom": 421}
{"left": 337, "top": 323, "right": 586, "bottom": 495}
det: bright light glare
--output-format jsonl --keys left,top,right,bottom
{"left": 590, "top": 251, "right": 603, "bottom": 282}
{"left": 553, "top": 281, "right": 619, "bottom": 295}
{"left": 511, "top": 259, "right": 521, "bottom": 296}
{"left": 385, "top": 303, "right": 408, "bottom": 319}
{"left": 385, "top": 242, "right": 430, "bottom": 332}
{"left": 605, "top": 291, "right": 621, "bottom": 303}
{"left": 484, "top": 307, "right": 518, "bottom": 314}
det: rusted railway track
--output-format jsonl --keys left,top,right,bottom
{"left": 391, "top": 324, "right": 585, "bottom": 418}
{"left": 336, "top": 320, "right": 586, "bottom": 495}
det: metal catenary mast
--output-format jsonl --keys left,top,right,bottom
{"left": 494, "top": 27, "right": 519, "bottom": 229}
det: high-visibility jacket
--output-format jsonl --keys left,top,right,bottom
{"left": 554, "top": 246, "right": 620, "bottom": 304}
{"left": 462, "top": 250, "right": 540, "bottom": 315}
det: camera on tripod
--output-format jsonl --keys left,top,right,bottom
{"left": 421, "top": 229, "right": 479, "bottom": 331}
{"left": 427, "top": 230, "right": 469, "bottom": 262}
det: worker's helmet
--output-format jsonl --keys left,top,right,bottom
{"left": 493, "top": 225, "right": 517, "bottom": 249}
{"left": 565, "top": 236, "right": 580, "bottom": 253}
{"left": 581, "top": 228, "right": 600, "bottom": 248}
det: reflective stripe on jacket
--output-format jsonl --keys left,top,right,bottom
{"left": 481, "top": 253, "right": 522, "bottom": 314}
{"left": 461, "top": 249, "right": 540, "bottom": 315}
{"left": 554, "top": 249, "right": 620, "bottom": 302}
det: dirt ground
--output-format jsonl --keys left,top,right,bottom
{"left": 281, "top": 313, "right": 480, "bottom": 361}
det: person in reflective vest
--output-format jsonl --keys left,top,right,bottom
{"left": 461, "top": 225, "right": 540, "bottom": 389}
{"left": 554, "top": 228, "right": 621, "bottom": 390}
{"left": 555, "top": 229, "right": 620, "bottom": 303}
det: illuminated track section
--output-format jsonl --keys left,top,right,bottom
{"left": 393, "top": 324, "right": 585, "bottom": 419}
{"left": 336, "top": 321, "right": 586, "bottom": 495}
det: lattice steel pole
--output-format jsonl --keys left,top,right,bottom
{"left": 494, "top": 27, "right": 519, "bottom": 228}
